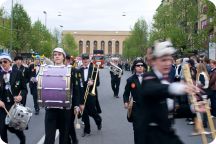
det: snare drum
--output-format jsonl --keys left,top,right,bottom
{"left": 6, "top": 104, "right": 32, "bottom": 131}
{"left": 37, "top": 65, "right": 72, "bottom": 108}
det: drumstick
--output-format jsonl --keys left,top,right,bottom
{"left": 3, "top": 106, "right": 11, "bottom": 118}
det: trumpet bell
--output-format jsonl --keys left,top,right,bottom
{"left": 75, "top": 123, "right": 81, "bottom": 129}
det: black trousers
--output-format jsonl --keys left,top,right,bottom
{"left": 44, "top": 108, "right": 70, "bottom": 144}
{"left": 111, "top": 79, "right": 121, "bottom": 96}
{"left": 68, "top": 108, "right": 78, "bottom": 144}
{"left": 29, "top": 82, "right": 39, "bottom": 110}
{"left": 82, "top": 99, "right": 102, "bottom": 133}
{"left": 0, "top": 108, "right": 25, "bottom": 144}
{"left": 146, "top": 126, "right": 184, "bottom": 144}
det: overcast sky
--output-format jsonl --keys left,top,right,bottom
{"left": 1, "top": 0, "right": 216, "bottom": 31}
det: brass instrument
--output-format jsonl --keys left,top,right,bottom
{"left": 110, "top": 62, "right": 122, "bottom": 78}
{"left": 90, "top": 64, "right": 99, "bottom": 96}
{"left": 75, "top": 113, "right": 81, "bottom": 129}
{"left": 81, "top": 64, "right": 96, "bottom": 114}
{"left": 182, "top": 64, "right": 208, "bottom": 144}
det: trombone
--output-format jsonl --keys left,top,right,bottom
{"left": 81, "top": 64, "right": 99, "bottom": 114}
{"left": 90, "top": 64, "right": 100, "bottom": 96}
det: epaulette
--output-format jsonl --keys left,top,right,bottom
{"left": 143, "top": 76, "right": 156, "bottom": 80}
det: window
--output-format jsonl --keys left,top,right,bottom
{"left": 115, "top": 41, "right": 119, "bottom": 54}
{"left": 86, "top": 41, "right": 90, "bottom": 54}
{"left": 94, "top": 41, "right": 97, "bottom": 50}
{"left": 101, "top": 41, "right": 105, "bottom": 50}
{"left": 79, "top": 41, "right": 83, "bottom": 55}
{"left": 108, "top": 41, "right": 112, "bottom": 54}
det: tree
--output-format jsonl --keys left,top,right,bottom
{"left": 123, "top": 18, "right": 148, "bottom": 59}
{"left": 12, "top": 3, "right": 31, "bottom": 53}
{"left": 0, "top": 8, "right": 10, "bottom": 49}
{"left": 30, "top": 20, "right": 54, "bottom": 57}
{"left": 62, "top": 33, "right": 78, "bottom": 56}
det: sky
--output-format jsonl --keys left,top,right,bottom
{"left": 0, "top": 0, "right": 216, "bottom": 31}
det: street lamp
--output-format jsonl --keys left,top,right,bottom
{"left": 43, "top": 11, "right": 47, "bottom": 27}
{"left": 59, "top": 25, "right": 63, "bottom": 47}
{"left": 10, "top": 0, "right": 14, "bottom": 52}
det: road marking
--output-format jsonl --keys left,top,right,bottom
{"left": 37, "top": 130, "right": 59, "bottom": 144}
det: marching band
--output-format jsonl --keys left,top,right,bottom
{"left": 0, "top": 40, "right": 216, "bottom": 144}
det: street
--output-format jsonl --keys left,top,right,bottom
{"left": 7, "top": 68, "right": 214, "bottom": 144}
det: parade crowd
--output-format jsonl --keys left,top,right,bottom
{"left": 0, "top": 40, "right": 216, "bottom": 144}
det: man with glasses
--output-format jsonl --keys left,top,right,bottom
{"left": 123, "top": 57, "right": 147, "bottom": 144}
{"left": 0, "top": 53, "right": 27, "bottom": 144}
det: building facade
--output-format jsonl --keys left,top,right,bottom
{"left": 62, "top": 30, "right": 130, "bottom": 55}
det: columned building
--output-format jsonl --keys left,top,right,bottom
{"left": 62, "top": 30, "right": 130, "bottom": 55}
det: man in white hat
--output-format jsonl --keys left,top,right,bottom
{"left": 43, "top": 48, "right": 80, "bottom": 144}
{"left": 139, "top": 40, "right": 200, "bottom": 144}
{"left": 0, "top": 53, "right": 27, "bottom": 144}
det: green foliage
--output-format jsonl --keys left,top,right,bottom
{"left": 30, "top": 20, "right": 54, "bottom": 57}
{"left": 62, "top": 33, "right": 78, "bottom": 56}
{"left": 12, "top": 3, "right": 31, "bottom": 53}
{"left": 0, "top": 3, "right": 59, "bottom": 57}
{"left": 149, "top": 0, "right": 215, "bottom": 55}
{"left": 0, "top": 8, "right": 11, "bottom": 49}
{"left": 123, "top": 18, "right": 148, "bottom": 59}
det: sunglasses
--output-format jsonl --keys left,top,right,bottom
{"left": 0, "top": 60, "right": 8, "bottom": 64}
{"left": 135, "top": 64, "right": 144, "bottom": 67}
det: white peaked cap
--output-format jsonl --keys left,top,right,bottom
{"left": 153, "top": 40, "right": 176, "bottom": 57}
{"left": 53, "top": 47, "right": 66, "bottom": 57}
{"left": 0, "top": 53, "right": 12, "bottom": 62}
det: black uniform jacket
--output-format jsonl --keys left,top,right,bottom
{"left": 70, "top": 67, "right": 81, "bottom": 107}
{"left": 123, "top": 74, "right": 143, "bottom": 105}
{"left": 12, "top": 64, "right": 29, "bottom": 83}
{"left": 79, "top": 63, "right": 100, "bottom": 105}
{"left": 141, "top": 71, "right": 174, "bottom": 134}
{"left": 0, "top": 68, "right": 28, "bottom": 106}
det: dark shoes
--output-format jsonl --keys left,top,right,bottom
{"left": 35, "top": 109, "right": 40, "bottom": 115}
{"left": 113, "top": 95, "right": 119, "bottom": 98}
{"left": 97, "top": 123, "right": 102, "bottom": 130}
{"left": 72, "top": 140, "right": 79, "bottom": 144}
{"left": 82, "top": 132, "right": 90, "bottom": 137}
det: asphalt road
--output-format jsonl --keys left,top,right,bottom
{"left": 7, "top": 68, "right": 214, "bottom": 144}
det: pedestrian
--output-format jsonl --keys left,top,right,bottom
{"left": 43, "top": 48, "right": 80, "bottom": 144}
{"left": 79, "top": 53, "right": 102, "bottom": 137}
{"left": 123, "top": 57, "right": 147, "bottom": 144}
{"left": 209, "top": 59, "right": 216, "bottom": 117}
{"left": 110, "top": 57, "right": 123, "bottom": 98}
{"left": 28, "top": 55, "right": 41, "bottom": 115}
{"left": 140, "top": 40, "right": 200, "bottom": 144}
{"left": 12, "top": 55, "right": 29, "bottom": 106}
{"left": 0, "top": 53, "right": 27, "bottom": 144}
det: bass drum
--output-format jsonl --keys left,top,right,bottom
{"left": 5, "top": 104, "right": 32, "bottom": 131}
{"left": 37, "top": 65, "right": 72, "bottom": 108}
